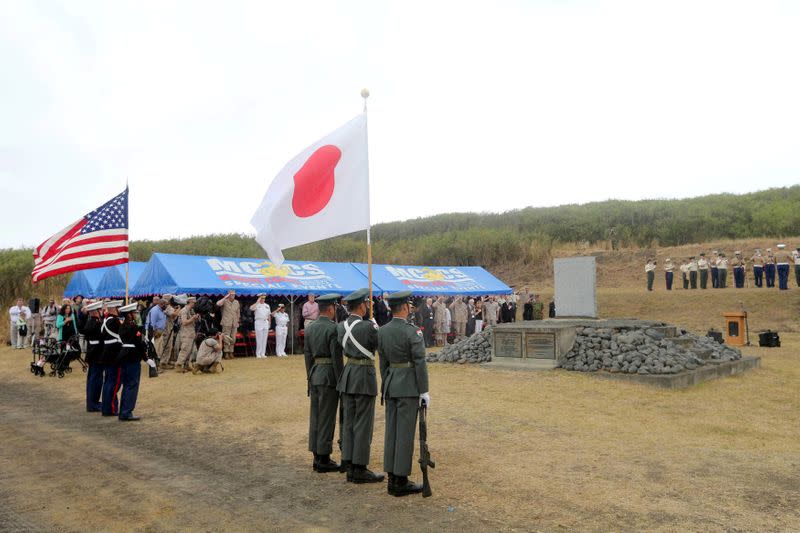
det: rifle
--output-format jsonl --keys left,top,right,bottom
{"left": 145, "top": 327, "right": 160, "bottom": 378}
{"left": 418, "top": 403, "right": 435, "bottom": 498}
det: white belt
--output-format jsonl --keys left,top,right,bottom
{"left": 104, "top": 339, "right": 120, "bottom": 344}
{"left": 122, "top": 343, "right": 136, "bottom": 348}
{"left": 88, "top": 340, "right": 100, "bottom": 345}
{"left": 777, "top": 262, "right": 790, "bottom": 265}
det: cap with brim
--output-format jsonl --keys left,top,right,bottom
{"left": 777, "top": 244, "right": 786, "bottom": 249}
{"left": 257, "top": 293, "right": 266, "bottom": 298}
{"left": 119, "top": 303, "right": 138, "bottom": 314}
{"left": 277, "top": 303, "right": 285, "bottom": 308}
{"left": 316, "top": 293, "right": 341, "bottom": 304}
{"left": 174, "top": 294, "right": 188, "bottom": 305}
{"left": 187, "top": 296, "right": 196, "bottom": 302}
{"left": 161, "top": 294, "right": 173, "bottom": 300}
{"left": 343, "top": 288, "right": 369, "bottom": 306}
{"left": 84, "top": 301, "right": 103, "bottom": 312}
{"left": 105, "top": 300, "right": 124, "bottom": 309}
{"left": 386, "top": 290, "right": 413, "bottom": 305}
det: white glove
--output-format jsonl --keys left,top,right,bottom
{"left": 146, "top": 359, "right": 157, "bottom": 368}
{"left": 419, "top": 392, "right": 430, "bottom": 408}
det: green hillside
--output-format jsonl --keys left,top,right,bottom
{"left": 3, "top": 185, "right": 799, "bottom": 307}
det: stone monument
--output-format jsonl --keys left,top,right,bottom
{"left": 554, "top": 256, "right": 597, "bottom": 318}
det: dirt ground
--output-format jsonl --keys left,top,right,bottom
{"left": 2, "top": 311, "right": 799, "bottom": 533}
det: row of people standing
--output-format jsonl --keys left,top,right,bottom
{"left": 645, "top": 245, "right": 799, "bottom": 291}
{"left": 304, "top": 289, "right": 429, "bottom": 497}
{"left": 410, "top": 295, "right": 519, "bottom": 348}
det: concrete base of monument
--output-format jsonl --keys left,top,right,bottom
{"left": 589, "top": 356, "right": 761, "bottom": 389}
{"left": 488, "top": 322, "right": 578, "bottom": 371}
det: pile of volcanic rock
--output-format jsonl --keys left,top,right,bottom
{"left": 426, "top": 327, "right": 493, "bottom": 364}
{"left": 559, "top": 326, "right": 742, "bottom": 375}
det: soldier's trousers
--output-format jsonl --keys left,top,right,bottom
{"left": 795, "top": 265, "right": 800, "bottom": 287}
{"left": 682, "top": 274, "right": 688, "bottom": 289}
{"left": 777, "top": 264, "right": 790, "bottom": 290}
{"left": 221, "top": 323, "right": 236, "bottom": 353}
{"left": 646, "top": 271, "right": 654, "bottom": 291}
{"left": 711, "top": 267, "right": 719, "bottom": 288}
{"left": 175, "top": 335, "right": 196, "bottom": 366}
{"left": 699, "top": 269, "right": 708, "bottom": 289}
{"left": 101, "top": 365, "right": 121, "bottom": 416}
{"left": 765, "top": 264, "right": 776, "bottom": 287}
{"left": 454, "top": 321, "right": 466, "bottom": 339}
{"left": 118, "top": 361, "right": 141, "bottom": 419}
{"left": 718, "top": 269, "right": 727, "bottom": 288}
{"left": 689, "top": 271, "right": 697, "bottom": 289}
{"left": 85, "top": 363, "right": 104, "bottom": 411}
{"left": 383, "top": 396, "right": 418, "bottom": 477}
{"left": 754, "top": 266, "right": 763, "bottom": 287}
{"left": 340, "top": 393, "right": 375, "bottom": 466}
{"left": 733, "top": 267, "right": 745, "bottom": 288}
{"left": 665, "top": 271, "right": 673, "bottom": 290}
{"left": 308, "top": 384, "right": 339, "bottom": 455}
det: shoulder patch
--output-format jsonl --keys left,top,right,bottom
{"left": 416, "top": 329, "right": 423, "bottom": 337}
{"left": 373, "top": 322, "right": 379, "bottom": 331}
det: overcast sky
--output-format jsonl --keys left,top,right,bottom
{"left": 1, "top": 0, "right": 799, "bottom": 249}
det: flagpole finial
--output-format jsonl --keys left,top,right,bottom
{"left": 360, "top": 88, "right": 370, "bottom": 99}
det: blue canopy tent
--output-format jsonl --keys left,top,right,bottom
{"left": 129, "top": 253, "right": 380, "bottom": 297}
{"left": 351, "top": 263, "right": 512, "bottom": 296}
{"left": 63, "top": 267, "right": 113, "bottom": 298}
{"left": 93, "top": 262, "right": 147, "bottom": 298}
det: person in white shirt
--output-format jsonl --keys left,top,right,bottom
{"left": 645, "top": 258, "right": 656, "bottom": 291}
{"left": 273, "top": 303, "right": 290, "bottom": 356}
{"left": 9, "top": 298, "right": 32, "bottom": 349}
{"left": 444, "top": 306, "right": 452, "bottom": 341}
{"left": 249, "top": 294, "right": 271, "bottom": 358}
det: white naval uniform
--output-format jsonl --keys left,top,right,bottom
{"left": 274, "top": 311, "right": 290, "bottom": 356}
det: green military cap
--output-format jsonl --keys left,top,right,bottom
{"left": 343, "top": 288, "right": 369, "bottom": 305}
{"left": 385, "top": 290, "right": 413, "bottom": 305}
{"left": 315, "top": 293, "right": 341, "bottom": 304}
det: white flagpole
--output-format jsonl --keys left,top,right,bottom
{"left": 361, "top": 88, "right": 374, "bottom": 319}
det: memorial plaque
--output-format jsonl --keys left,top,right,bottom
{"left": 525, "top": 333, "right": 555, "bottom": 359}
{"left": 494, "top": 331, "right": 523, "bottom": 358}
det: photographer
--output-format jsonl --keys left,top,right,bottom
{"left": 193, "top": 328, "right": 223, "bottom": 374}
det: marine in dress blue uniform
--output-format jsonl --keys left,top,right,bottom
{"left": 117, "top": 303, "right": 155, "bottom": 421}
{"left": 99, "top": 300, "right": 124, "bottom": 417}
{"left": 82, "top": 301, "right": 105, "bottom": 412}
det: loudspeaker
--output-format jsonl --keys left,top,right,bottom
{"left": 758, "top": 330, "right": 780, "bottom": 348}
{"left": 28, "top": 298, "right": 40, "bottom": 314}
{"left": 706, "top": 330, "right": 724, "bottom": 344}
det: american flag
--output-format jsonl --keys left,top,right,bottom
{"left": 32, "top": 188, "right": 129, "bottom": 283}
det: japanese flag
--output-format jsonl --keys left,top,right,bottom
{"left": 251, "top": 114, "right": 370, "bottom": 264}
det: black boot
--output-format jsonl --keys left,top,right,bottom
{"left": 313, "top": 454, "right": 340, "bottom": 473}
{"left": 387, "top": 473, "right": 396, "bottom": 495}
{"left": 391, "top": 476, "right": 423, "bottom": 497}
{"left": 349, "top": 464, "right": 385, "bottom": 484}
{"left": 340, "top": 459, "right": 352, "bottom": 477}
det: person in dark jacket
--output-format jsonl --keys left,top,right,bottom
{"left": 117, "top": 303, "right": 156, "bottom": 421}
{"left": 99, "top": 301, "right": 124, "bottom": 417}
{"left": 82, "top": 301, "right": 105, "bottom": 412}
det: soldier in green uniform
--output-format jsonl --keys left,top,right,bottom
{"left": 378, "top": 290, "right": 430, "bottom": 497}
{"left": 304, "top": 293, "right": 344, "bottom": 473}
{"left": 336, "top": 288, "right": 384, "bottom": 483}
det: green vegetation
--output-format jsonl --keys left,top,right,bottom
{"left": 3, "top": 186, "right": 799, "bottom": 307}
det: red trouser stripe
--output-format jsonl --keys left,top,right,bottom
{"left": 112, "top": 368, "right": 122, "bottom": 414}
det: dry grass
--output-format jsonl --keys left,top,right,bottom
{"left": 0, "top": 282, "right": 800, "bottom": 531}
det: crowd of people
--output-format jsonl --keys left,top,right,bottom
{"left": 645, "top": 244, "right": 800, "bottom": 291}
